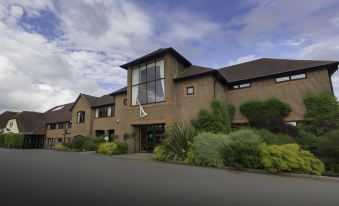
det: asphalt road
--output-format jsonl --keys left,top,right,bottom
{"left": 0, "top": 149, "right": 338, "bottom": 206}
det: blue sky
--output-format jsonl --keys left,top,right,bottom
{"left": 0, "top": 0, "right": 338, "bottom": 112}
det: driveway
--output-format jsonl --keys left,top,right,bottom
{"left": 0, "top": 149, "right": 338, "bottom": 206}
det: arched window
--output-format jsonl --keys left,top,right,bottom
{"left": 77, "top": 111, "right": 85, "bottom": 123}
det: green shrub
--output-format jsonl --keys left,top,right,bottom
{"left": 153, "top": 124, "right": 197, "bottom": 162}
{"left": 83, "top": 136, "right": 105, "bottom": 151}
{"left": 98, "top": 142, "right": 128, "bottom": 155}
{"left": 253, "top": 129, "right": 295, "bottom": 145}
{"left": 115, "top": 141, "right": 128, "bottom": 154}
{"left": 240, "top": 100, "right": 265, "bottom": 120}
{"left": 259, "top": 143, "right": 325, "bottom": 175}
{"left": 4, "top": 133, "right": 24, "bottom": 148}
{"left": 54, "top": 143, "right": 69, "bottom": 151}
{"left": 264, "top": 98, "right": 291, "bottom": 119}
{"left": 0, "top": 133, "right": 5, "bottom": 145}
{"left": 153, "top": 145, "right": 171, "bottom": 161}
{"left": 223, "top": 130, "right": 263, "bottom": 169}
{"left": 72, "top": 136, "right": 85, "bottom": 151}
{"left": 63, "top": 141, "right": 74, "bottom": 149}
{"left": 191, "top": 100, "right": 234, "bottom": 134}
{"left": 240, "top": 98, "right": 291, "bottom": 121}
{"left": 189, "top": 132, "right": 231, "bottom": 168}
{"left": 304, "top": 92, "right": 339, "bottom": 122}
{"left": 240, "top": 98, "right": 294, "bottom": 136}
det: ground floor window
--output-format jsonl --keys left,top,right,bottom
{"left": 95, "top": 130, "right": 105, "bottom": 137}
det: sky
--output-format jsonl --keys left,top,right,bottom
{"left": 0, "top": 0, "right": 339, "bottom": 113}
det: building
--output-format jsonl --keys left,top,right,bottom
{"left": 44, "top": 103, "right": 74, "bottom": 149}
{"left": 108, "top": 47, "right": 338, "bottom": 152}
{"left": 4, "top": 111, "right": 46, "bottom": 148}
{"left": 0, "top": 47, "right": 337, "bottom": 152}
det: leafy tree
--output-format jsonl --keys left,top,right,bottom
{"left": 304, "top": 92, "right": 339, "bottom": 122}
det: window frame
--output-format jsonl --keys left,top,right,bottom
{"left": 275, "top": 73, "right": 307, "bottom": 83}
{"left": 131, "top": 58, "right": 165, "bottom": 106}
{"left": 186, "top": 86, "right": 195, "bottom": 95}
{"left": 94, "top": 106, "right": 113, "bottom": 119}
{"left": 231, "top": 82, "right": 251, "bottom": 90}
{"left": 77, "top": 111, "right": 85, "bottom": 123}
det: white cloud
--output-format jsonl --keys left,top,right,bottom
{"left": 0, "top": 0, "right": 223, "bottom": 113}
{"left": 227, "top": 54, "right": 259, "bottom": 66}
{"left": 229, "top": 0, "right": 339, "bottom": 44}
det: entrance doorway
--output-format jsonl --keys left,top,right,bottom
{"left": 139, "top": 124, "right": 165, "bottom": 152}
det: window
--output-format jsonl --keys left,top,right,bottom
{"left": 276, "top": 73, "right": 306, "bottom": 83}
{"left": 131, "top": 59, "right": 165, "bottom": 105}
{"left": 291, "top": 73, "right": 306, "bottom": 80}
{"left": 232, "top": 82, "right": 251, "bottom": 90}
{"left": 95, "top": 106, "right": 113, "bottom": 118}
{"left": 77, "top": 111, "right": 85, "bottom": 123}
{"left": 276, "top": 76, "right": 290, "bottom": 82}
{"left": 50, "top": 123, "right": 56, "bottom": 129}
{"left": 123, "top": 98, "right": 127, "bottom": 105}
{"left": 47, "top": 124, "right": 51, "bottom": 130}
{"left": 186, "top": 86, "right": 194, "bottom": 95}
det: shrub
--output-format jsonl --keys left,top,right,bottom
{"left": 153, "top": 145, "right": 171, "bottom": 161}
{"left": 304, "top": 92, "right": 339, "bottom": 122}
{"left": 154, "top": 124, "right": 197, "bottom": 162}
{"left": 314, "top": 130, "right": 339, "bottom": 173}
{"left": 250, "top": 117, "right": 298, "bottom": 136}
{"left": 72, "top": 136, "right": 85, "bottom": 151}
{"left": 264, "top": 97, "right": 291, "bottom": 119}
{"left": 240, "top": 98, "right": 291, "bottom": 121}
{"left": 240, "top": 100, "right": 265, "bottom": 120}
{"left": 63, "top": 141, "right": 74, "bottom": 149}
{"left": 191, "top": 100, "right": 234, "bottom": 134}
{"left": 259, "top": 143, "right": 325, "bottom": 175}
{"left": 115, "top": 142, "right": 128, "bottom": 154}
{"left": 253, "top": 129, "right": 295, "bottom": 145}
{"left": 4, "top": 133, "right": 24, "bottom": 148}
{"left": 189, "top": 132, "right": 231, "bottom": 168}
{"left": 98, "top": 142, "right": 128, "bottom": 155}
{"left": 0, "top": 133, "right": 5, "bottom": 146}
{"left": 223, "top": 130, "right": 263, "bottom": 169}
{"left": 83, "top": 136, "right": 105, "bottom": 151}
{"left": 54, "top": 143, "right": 69, "bottom": 151}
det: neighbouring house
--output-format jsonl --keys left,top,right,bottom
{"left": 0, "top": 47, "right": 337, "bottom": 152}
{"left": 4, "top": 111, "right": 46, "bottom": 148}
{"left": 44, "top": 103, "right": 74, "bottom": 149}
{"left": 0, "top": 111, "right": 19, "bottom": 133}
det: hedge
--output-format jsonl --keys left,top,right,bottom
{"left": 240, "top": 97, "right": 291, "bottom": 121}
{"left": 3, "top": 133, "right": 24, "bottom": 148}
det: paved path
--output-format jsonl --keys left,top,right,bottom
{"left": 0, "top": 148, "right": 338, "bottom": 206}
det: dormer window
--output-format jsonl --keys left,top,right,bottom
{"left": 131, "top": 59, "right": 165, "bottom": 105}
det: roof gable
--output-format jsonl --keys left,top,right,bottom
{"left": 120, "top": 47, "right": 191, "bottom": 69}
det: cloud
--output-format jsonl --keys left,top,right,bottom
{"left": 227, "top": 54, "right": 259, "bottom": 66}
{"left": 229, "top": 0, "right": 339, "bottom": 45}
